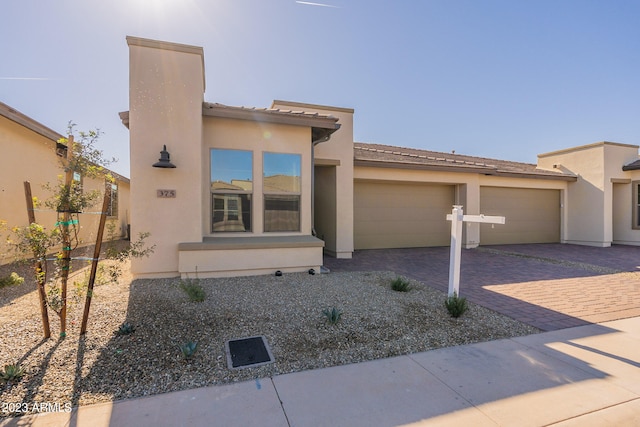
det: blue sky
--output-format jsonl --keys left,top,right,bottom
{"left": 2, "top": 0, "right": 639, "bottom": 177}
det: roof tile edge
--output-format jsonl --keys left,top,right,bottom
{"left": 272, "top": 99, "right": 355, "bottom": 114}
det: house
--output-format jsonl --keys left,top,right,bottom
{"left": 121, "top": 36, "right": 640, "bottom": 279}
{"left": 0, "top": 101, "right": 130, "bottom": 264}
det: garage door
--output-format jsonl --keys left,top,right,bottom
{"left": 354, "top": 181, "right": 454, "bottom": 249}
{"left": 480, "top": 187, "right": 560, "bottom": 244}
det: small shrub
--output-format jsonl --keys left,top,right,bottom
{"left": 179, "top": 341, "right": 198, "bottom": 359}
{"left": 1, "top": 363, "right": 26, "bottom": 383}
{"left": 445, "top": 293, "right": 468, "bottom": 318}
{"left": 115, "top": 322, "right": 136, "bottom": 336}
{"left": 0, "top": 272, "right": 24, "bottom": 288}
{"left": 179, "top": 278, "right": 205, "bottom": 302}
{"left": 390, "top": 276, "right": 411, "bottom": 292}
{"left": 322, "top": 307, "right": 343, "bottom": 325}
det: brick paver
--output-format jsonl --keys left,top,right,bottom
{"left": 324, "top": 244, "right": 640, "bottom": 331}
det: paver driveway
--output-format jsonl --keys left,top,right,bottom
{"left": 324, "top": 244, "right": 640, "bottom": 331}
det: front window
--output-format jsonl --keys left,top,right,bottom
{"left": 211, "top": 149, "right": 252, "bottom": 232}
{"left": 107, "top": 183, "right": 118, "bottom": 217}
{"left": 263, "top": 152, "right": 301, "bottom": 232}
{"left": 633, "top": 181, "right": 640, "bottom": 230}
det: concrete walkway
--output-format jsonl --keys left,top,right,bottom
{"left": 324, "top": 244, "right": 640, "bottom": 331}
{"left": 4, "top": 316, "right": 639, "bottom": 427}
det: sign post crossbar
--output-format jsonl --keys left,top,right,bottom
{"left": 445, "top": 205, "right": 505, "bottom": 297}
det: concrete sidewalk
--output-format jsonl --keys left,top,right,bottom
{"left": 4, "top": 316, "right": 639, "bottom": 427}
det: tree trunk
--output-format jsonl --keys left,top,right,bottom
{"left": 24, "top": 181, "right": 51, "bottom": 339}
{"left": 80, "top": 184, "right": 111, "bottom": 334}
{"left": 59, "top": 135, "right": 74, "bottom": 338}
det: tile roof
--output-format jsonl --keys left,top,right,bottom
{"left": 622, "top": 159, "right": 640, "bottom": 171}
{"left": 0, "top": 101, "right": 62, "bottom": 142}
{"left": 202, "top": 102, "right": 341, "bottom": 143}
{"left": 202, "top": 102, "right": 339, "bottom": 126}
{"left": 353, "top": 142, "right": 577, "bottom": 180}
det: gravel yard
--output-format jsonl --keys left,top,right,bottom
{"left": 0, "top": 259, "right": 539, "bottom": 418}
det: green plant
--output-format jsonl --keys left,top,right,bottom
{"left": 179, "top": 278, "right": 205, "bottom": 302}
{"left": 6, "top": 125, "right": 118, "bottom": 339}
{"left": 322, "top": 307, "right": 343, "bottom": 325}
{"left": 390, "top": 276, "right": 411, "bottom": 292}
{"left": 445, "top": 293, "right": 468, "bottom": 318}
{"left": 0, "top": 272, "right": 24, "bottom": 288}
{"left": 1, "top": 363, "right": 26, "bottom": 383}
{"left": 104, "top": 223, "right": 155, "bottom": 282}
{"left": 179, "top": 341, "right": 198, "bottom": 359}
{"left": 115, "top": 322, "right": 136, "bottom": 336}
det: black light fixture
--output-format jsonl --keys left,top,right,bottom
{"left": 153, "top": 145, "right": 176, "bottom": 168}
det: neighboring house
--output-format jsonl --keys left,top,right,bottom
{"left": 121, "top": 36, "right": 640, "bottom": 279}
{"left": 0, "top": 101, "right": 130, "bottom": 264}
{"left": 538, "top": 141, "right": 640, "bottom": 246}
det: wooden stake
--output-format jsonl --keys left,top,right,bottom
{"left": 80, "top": 184, "right": 111, "bottom": 335}
{"left": 24, "top": 181, "right": 51, "bottom": 339}
{"left": 59, "top": 135, "right": 74, "bottom": 337}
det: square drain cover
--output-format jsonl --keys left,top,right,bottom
{"left": 225, "top": 335, "right": 274, "bottom": 369}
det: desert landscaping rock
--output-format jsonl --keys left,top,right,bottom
{"left": 0, "top": 260, "right": 538, "bottom": 417}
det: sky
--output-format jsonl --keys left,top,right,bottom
{"left": 2, "top": 0, "right": 640, "bottom": 178}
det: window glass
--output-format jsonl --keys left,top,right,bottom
{"left": 264, "top": 194, "right": 300, "bottom": 232}
{"left": 211, "top": 149, "right": 252, "bottom": 232}
{"left": 211, "top": 194, "right": 252, "bottom": 232}
{"left": 263, "top": 153, "right": 301, "bottom": 193}
{"left": 107, "top": 183, "right": 118, "bottom": 217}
{"left": 211, "top": 149, "right": 253, "bottom": 191}
{"left": 636, "top": 182, "right": 640, "bottom": 228}
{"left": 264, "top": 153, "right": 301, "bottom": 232}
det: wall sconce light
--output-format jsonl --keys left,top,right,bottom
{"left": 153, "top": 145, "right": 176, "bottom": 168}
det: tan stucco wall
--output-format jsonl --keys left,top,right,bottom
{"left": 313, "top": 165, "right": 337, "bottom": 252}
{"left": 612, "top": 170, "right": 640, "bottom": 245}
{"left": 202, "top": 117, "right": 313, "bottom": 235}
{"left": 1, "top": 116, "right": 61, "bottom": 264}
{"left": 179, "top": 245, "right": 322, "bottom": 278}
{"left": 127, "top": 37, "right": 205, "bottom": 277}
{"left": 1, "top": 115, "right": 128, "bottom": 264}
{"left": 272, "top": 101, "right": 355, "bottom": 259}
{"left": 538, "top": 141, "right": 639, "bottom": 246}
{"left": 127, "top": 40, "right": 328, "bottom": 278}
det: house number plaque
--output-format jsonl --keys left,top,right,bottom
{"left": 157, "top": 189, "right": 176, "bottom": 198}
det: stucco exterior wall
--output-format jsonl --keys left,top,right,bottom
{"left": 272, "top": 101, "right": 354, "bottom": 259}
{"left": 538, "top": 142, "right": 639, "bottom": 246}
{"left": 1, "top": 115, "right": 129, "bottom": 264}
{"left": 201, "top": 117, "right": 313, "bottom": 236}
{"left": 612, "top": 169, "right": 640, "bottom": 245}
{"left": 539, "top": 144, "right": 606, "bottom": 245}
{"left": 127, "top": 37, "right": 205, "bottom": 277}
{"left": 313, "top": 165, "right": 337, "bottom": 252}
{"left": 1, "top": 116, "right": 60, "bottom": 264}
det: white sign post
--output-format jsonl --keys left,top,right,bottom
{"left": 446, "top": 205, "right": 505, "bottom": 297}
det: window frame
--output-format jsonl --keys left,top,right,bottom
{"left": 210, "top": 148, "right": 253, "bottom": 233}
{"left": 263, "top": 152, "right": 302, "bottom": 233}
{"left": 633, "top": 181, "right": 640, "bottom": 230}
{"left": 106, "top": 182, "right": 118, "bottom": 218}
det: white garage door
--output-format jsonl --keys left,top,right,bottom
{"left": 480, "top": 187, "right": 560, "bottom": 244}
{"left": 354, "top": 181, "right": 454, "bottom": 249}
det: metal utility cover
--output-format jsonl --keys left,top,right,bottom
{"left": 225, "top": 335, "right": 274, "bottom": 370}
